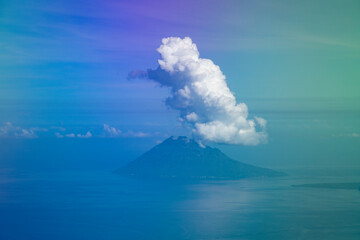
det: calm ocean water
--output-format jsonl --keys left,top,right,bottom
{"left": 1, "top": 170, "right": 360, "bottom": 240}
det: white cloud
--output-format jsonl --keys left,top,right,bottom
{"left": 53, "top": 126, "right": 66, "bottom": 132}
{"left": 103, "top": 124, "right": 150, "bottom": 138}
{"left": 186, "top": 112, "right": 199, "bottom": 122}
{"left": 0, "top": 122, "right": 38, "bottom": 138}
{"left": 123, "top": 131, "right": 149, "bottom": 138}
{"left": 16, "top": 129, "right": 34, "bottom": 138}
{"left": 55, "top": 132, "right": 64, "bottom": 138}
{"left": 138, "top": 37, "right": 267, "bottom": 145}
{"left": 56, "top": 131, "right": 92, "bottom": 138}
{"left": 0, "top": 123, "right": 152, "bottom": 139}
{"left": 65, "top": 133, "right": 75, "bottom": 138}
{"left": 77, "top": 131, "right": 92, "bottom": 138}
{"left": 333, "top": 132, "right": 360, "bottom": 138}
{"left": 254, "top": 117, "right": 267, "bottom": 129}
{"left": 104, "top": 124, "right": 122, "bottom": 136}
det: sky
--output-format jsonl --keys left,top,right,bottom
{"left": 0, "top": 0, "right": 360, "bottom": 171}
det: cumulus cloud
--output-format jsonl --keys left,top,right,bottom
{"left": 0, "top": 122, "right": 39, "bottom": 138}
{"left": 104, "top": 124, "right": 122, "bottom": 136}
{"left": 77, "top": 131, "right": 92, "bottom": 138}
{"left": 65, "top": 133, "right": 75, "bottom": 138}
{"left": 55, "top": 132, "right": 64, "bottom": 138}
{"left": 130, "top": 37, "right": 267, "bottom": 145}
{"left": 103, "top": 124, "right": 150, "bottom": 138}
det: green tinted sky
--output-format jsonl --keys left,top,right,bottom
{"left": 0, "top": 0, "right": 359, "bottom": 170}
{"left": 1, "top": 0, "right": 359, "bottom": 105}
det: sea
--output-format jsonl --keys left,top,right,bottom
{"left": 1, "top": 169, "right": 360, "bottom": 240}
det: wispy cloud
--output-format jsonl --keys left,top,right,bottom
{"left": 55, "top": 132, "right": 64, "bottom": 138}
{"left": 332, "top": 132, "right": 360, "bottom": 138}
{"left": 65, "top": 133, "right": 75, "bottom": 138}
{"left": 122, "top": 131, "right": 149, "bottom": 138}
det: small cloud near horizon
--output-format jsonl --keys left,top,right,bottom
{"left": 104, "top": 124, "right": 122, "bottom": 137}
{"left": 103, "top": 124, "right": 150, "bottom": 138}
{"left": 0, "top": 122, "right": 156, "bottom": 139}
{"left": 332, "top": 132, "right": 359, "bottom": 138}
{"left": 0, "top": 122, "right": 42, "bottom": 138}
{"left": 55, "top": 131, "right": 92, "bottom": 138}
{"left": 77, "top": 131, "right": 92, "bottom": 138}
{"left": 65, "top": 133, "right": 75, "bottom": 138}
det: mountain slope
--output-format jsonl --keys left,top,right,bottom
{"left": 116, "top": 136, "right": 285, "bottom": 179}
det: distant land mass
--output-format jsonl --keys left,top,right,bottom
{"left": 292, "top": 182, "right": 360, "bottom": 191}
{"left": 116, "top": 136, "right": 285, "bottom": 179}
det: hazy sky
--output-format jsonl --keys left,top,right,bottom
{"left": 0, "top": 0, "right": 359, "bottom": 170}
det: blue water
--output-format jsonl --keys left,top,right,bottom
{"left": 1, "top": 170, "right": 360, "bottom": 240}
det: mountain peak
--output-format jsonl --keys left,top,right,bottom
{"left": 162, "top": 136, "right": 206, "bottom": 148}
{"left": 116, "top": 136, "right": 285, "bottom": 179}
{"left": 166, "top": 136, "right": 192, "bottom": 143}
